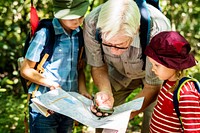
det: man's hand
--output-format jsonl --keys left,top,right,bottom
{"left": 91, "top": 91, "right": 114, "bottom": 117}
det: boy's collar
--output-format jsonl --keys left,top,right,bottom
{"left": 53, "top": 18, "right": 80, "bottom": 36}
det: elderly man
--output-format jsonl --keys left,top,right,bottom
{"left": 83, "top": 0, "right": 171, "bottom": 132}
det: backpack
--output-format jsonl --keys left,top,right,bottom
{"left": 19, "top": 19, "right": 84, "bottom": 93}
{"left": 173, "top": 77, "right": 200, "bottom": 131}
{"left": 95, "top": 0, "right": 161, "bottom": 70}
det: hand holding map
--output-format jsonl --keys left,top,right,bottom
{"left": 31, "top": 88, "right": 144, "bottom": 132}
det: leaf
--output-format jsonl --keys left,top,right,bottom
{"left": 0, "top": 88, "right": 7, "bottom": 92}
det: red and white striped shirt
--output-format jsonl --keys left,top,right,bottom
{"left": 150, "top": 80, "right": 200, "bottom": 133}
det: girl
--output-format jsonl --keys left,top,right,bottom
{"left": 144, "top": 31, "right": 200, "bottom": 132}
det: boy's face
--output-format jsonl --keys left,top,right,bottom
{"left": 148, "top": 57, "right": 177, "bottom": 81}
{"left": 59, "top": 16, "right": 84, "bottom": 32}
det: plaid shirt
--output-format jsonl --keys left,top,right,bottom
{"left": 26, "top": 18, "right": 80, "bottom": 95}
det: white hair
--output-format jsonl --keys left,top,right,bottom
{"left": 96, "top": 0, "right": 141, "bottom": 41}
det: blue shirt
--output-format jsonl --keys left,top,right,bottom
{"left": 26, "top": 18, "right": 80, "bottom": 96}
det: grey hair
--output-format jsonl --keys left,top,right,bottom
{"left": 97, "top": 0, "right": 141, "bottom": 41}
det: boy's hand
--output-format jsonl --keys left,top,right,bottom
{"left": 47, "top": 109, "right": 55, "bottom": 115}
{"left": 49, "top": 82, "right": 60, "bottom": 90}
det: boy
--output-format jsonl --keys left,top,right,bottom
{"left": 20, "top": 0, "right": 90, "bottom": 132}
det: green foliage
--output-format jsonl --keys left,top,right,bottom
{"left": 126, "top": 88, "right": 143, "bottom": 132}
{"left": 0, "top": 0, "right": 199, "bottom": 132}
{"left": 0, "top": 71, "right": 27, "bottom": 132}
{"left": 161, "top": 0, "right": 200, "bottom": 58}
{"left": 0, "top": 93, "right": 27, "bottom": 133}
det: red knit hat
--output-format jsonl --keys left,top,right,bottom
{"left": 144, "top": 31, "right": 197, "bottom": 70}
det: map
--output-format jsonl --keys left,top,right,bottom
{"left": 31, "top": 88, "right": 144, "bottom": 132}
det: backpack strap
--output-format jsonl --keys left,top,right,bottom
{"left": 23, "top": 19, "right": 55, "bottom": 60}
{"left": 77, "top": 27, "right": 84, "bottom": 60}
{"left": 135, "top": 0, "right": 161, "bottom": 70}
{"left": 77, "top": 27, "right": 85, "bottom": 70}
{"left": 36, "top": 19, "right": 55, "bottom": 64}
{"left": 22, "top": 19, "right": 55, "bottom": 92}
{"left": 173, "top": 77, "right": 200, "bottom": 131}
{"left": 25, "top": 19, "right": 55, "bottom": 86}
{"left": 146, "top": 0, "right": 161, "bottom": 10}
{"left": 135, "top": 0, "right": 151, "bottom": 70}
{"left": 95, "top": 28, "right": 105, "bottom": 63}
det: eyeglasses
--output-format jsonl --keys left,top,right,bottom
{"left": 102, "top": 43, "right": 129, "bottom": 49}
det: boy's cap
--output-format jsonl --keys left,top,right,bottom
{"left": 144, "top": 31, "right": 196, "bottom": 70}
{"left": 53, "top": 0, "right": 89, "bottom": 20}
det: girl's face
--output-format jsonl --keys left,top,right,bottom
{"left": 59, "top": 16, "right": 84, "bottom": 33}
{"left": 148, "top": 57, "right": 177, "bottom": 81}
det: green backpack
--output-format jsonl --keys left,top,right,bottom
{"left": 173, "top": 77, "right": 200, "bottom": 131}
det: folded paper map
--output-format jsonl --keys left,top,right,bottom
{"left": 31, "top": 88, "right": 144, "bottom": 132}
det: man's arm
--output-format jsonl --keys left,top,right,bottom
{"left": 91, "top": 65, "right": 112, "bottom": 93}
{"left": 130, "top": 83, "right": 161, "bottom": 119}
{"left": 83, "top": 8, "right": 114, "bottom": 115}
{"left": 129, "top": 3, "right": 171, "bottom": 118}
{"left": 90, "top": 65, "right": 114, "bottom": 116}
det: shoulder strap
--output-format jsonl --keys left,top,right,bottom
{"left": 146, "top": 0, "right": 161, "bottom": 10}
{"left": 95, "top": 28, "right": 105, "bottom": 63}
{"left": 21, "top": 19, "right": 55, "bottom": 91}
{"left": 37, "top": 19, "right": 55, "bottom": 62}
{"left": 192, "top": 78, "right": 200, "bottom": 93}
{"left": 77, "top": 27, "right": 84, "bottom": 53}
{"left": 23, "top": 19, "right": 55, "bottom": 62}
{"left": 135, "top": 0, "right": 161, "bottom": 70}
{"left": 135, "top": 0, "right": 151, "bottom": 70}
{"left": 77, "top": 27, "right": 84, "bottom": 60}
{"left": 173, "top": 77, "right": 200, "bottom": 131}
{"left": 33, "top": 19, "right": 55, "bottom": 68}
{"left": 77, "top": 27, "right": 85, "bottom": 69}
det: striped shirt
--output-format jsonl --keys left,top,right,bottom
{"left": 150, "top": 80, "right": 200, "bottom": 133}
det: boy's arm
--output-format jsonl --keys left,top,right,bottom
{"left": 20, "top": 58, "right": 60, "bottom": 90}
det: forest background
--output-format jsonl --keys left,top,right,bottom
{"left": 0, "top": 0, "right": 199, "bottom": 132}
